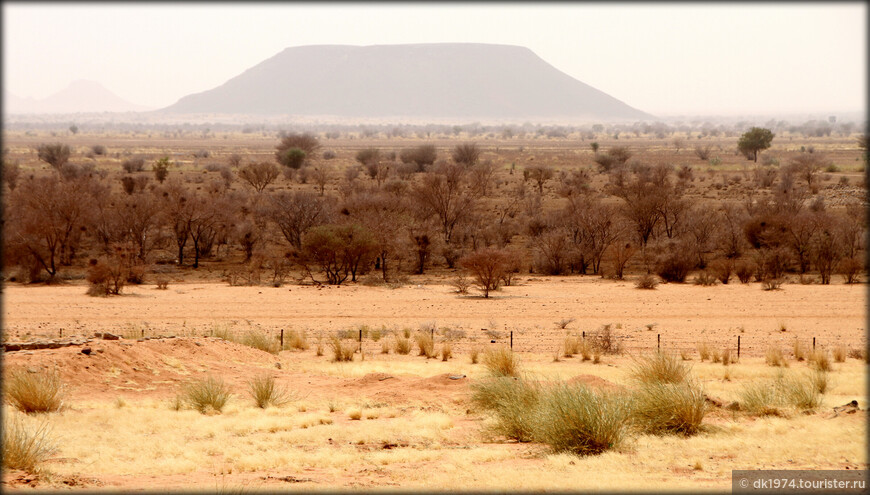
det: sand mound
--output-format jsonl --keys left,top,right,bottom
{"left": 3, "top": 337, "right": 279, "bottom": 400}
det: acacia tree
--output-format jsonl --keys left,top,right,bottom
{"left": 452, "top": 142, "right": 480, "bottom": 167}
{"left": 301, "top": 223, "right": 377, "bottom": 284}
{"left": 266, "top": 190, "right": 331, "bottom": 251}
{"left": 400, "top": 144, "right": 437, "bottom": 172}
{"left": 275, "top": 133, "right": 320, "bottom": 169}
{"left": 737, "top": 127, "right": 774, "bottom": 162}
{"left": 344, "top": 189, "right": 411, "bottom": 282}
{"left": 459, "top": 247, "right": 511, "bottom": 298}
{"left": 525, "top": 164, "right": 554, "bottom": 194}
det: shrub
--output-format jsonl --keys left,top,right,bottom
{"left": 91, "top": 144, "right": 107, "bottom": 156}
{"left": 482, "top": 346, "right": 520, "bottom": 377}
{"left": 248, "top": 375, "right": 290, "bottom": 408}
{"left": 734, "top": 260, "right": 754, "bottom": 283}
{"left": 579, "top": 339, "right": 592, "bottom": 361}
{"left": 459, "top": 248, "right": 511, "bottom": 298}
{"left": 535, "top": 383, "right": 631, "bottom": 456}
{"left": 122, "top": 157, "right": 145, "bottom": 173}
{"left": 810, "top": 369, "right": 830, "bottom": 395}
{"left": 182, "top": 376, "right": 232, "bottom": 414}
{"left": 394, "top": 335, "right": 411, "bottom": 355}
{"left": 153, "top": 156, "right": 170, "bottom": 183}
{"left": 635, "top": 274, "right": 659, "bottom": 289}
{"left": 629, "top": 352, "right": 689, "bottom": 385}
{"left": 693, "top": 271, "right": 717, "bottom": 286}
{"left": 330, "top": 337, "right": 355, "bottom": 362}
{"left": 847, "top": 347, "right": 867, "bottom": 361}
{"left": 347, "top": 408, "right": 362, "bottom": 420}
{"left": 762, "top": 278, "right": 783, "bottom": 291}
{"left": 415, "top": 332, "right": 436, "bottom": 358}
{"left": 471, "top": 376, "right": 541, "bottom": 442}
{"left": 563, "top": 336, "right": 581, "bottom": 357}
{"left": 2, "top": 416, "right": 55, "bottom": 473}
{"left": 155, "top": 276, "right": 170, "bottom": 290}
{"left": 655, "top": 251, "right": 695, "bottom": 283}
{"left": 241, "top": 331, "right": 279, "bottom": 354}
{"left": 630, "top": 381, "right": 707, "bottom": 436}
{"left": 709, "top": 259, "right": 732, "bottom": 284}
{"left": 36, "top": 143, "right": 71, "bottom": 169}
{"left": 6, "top": 369, "right": 65, "bottom": 413}
{"left": 589, "top": 324, "right": 622, "bottom": 355}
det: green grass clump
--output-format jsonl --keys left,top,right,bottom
{"left": 629, "top": 352, "right": 690, "bottom": 385}
{"left": 482, "top": 346, "right": 520, "bottom": 377}
{"left": 2, "top": 415, "right": 55, "bottom": 473}
{"left": 534, "top": 383, "right": 632, "bottom": 456}
{"left": 5, "top": 369, "right": 66, "bottom": 413}
{"left": 182, "top": 376, "right": 233, "bottom": 414}
{"left": 630, "top": 381, "right": 708, "bottom": 436}
{"left": 471, "top": 376, "right": 542, "bottom": 442}
{"left": 247, "top": 374, "right": 291, "bottom": 408}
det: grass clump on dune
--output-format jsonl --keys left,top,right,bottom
{"left": 629, "top": 381, "right": 707, "bottom": 436}
{"left": 180, "top": 376, "right": 233, "bottom": 414}
{"left": 247, "top": 374, "right": 291, "bottom": 409}
{"left": 739, "top": 371, "right": 821, "bottom": 416}
{"left": 629, "top": 352, "right": 690, "bottom": 385}
{"left": 2, "top": 415, "right": 56, "bottom": 473}
{"left": 482, "top": 346, "right": 520, "bottom": 377}
{"left": 471, "top": 375, "right": 542, "bottom": 442}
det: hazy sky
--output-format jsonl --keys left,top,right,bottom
{"left": 3, "top": 2, "right": 866, "bottom": 117}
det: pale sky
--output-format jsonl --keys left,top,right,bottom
{"left": 3, "top": 2, "right": 866, "bottom": 117}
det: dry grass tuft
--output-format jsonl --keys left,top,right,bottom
{"left": 793, "top": 340, "right": 807, "bottom": 362}
{"left": 629, "top": 352, "right": 690, "bottom": 385}
{"left": 330, "top": 337, "right": 355, "bottom": 362}
{"left": 563, "top": 336, "right": 581, "bottom": 357}
{"left": 440, "top": 342, "right": 453, "bottom": 361}
{"left": 832, "top": 345, "right": 846, "bottom": 363}
{"left": 284, "top": 329, "right": 308, "bottom": 351}
{"left": 247, "top": 374, "right": 291, "bottom": 409}
{"left": 635, "top": 274, "right": 659, "bottom": 289}
{"left": 482, "top": 346, "right": 521, "bottom": 377}
{"left": 5, "top": 369, "right": 66, "bottom": 414}
{"left": 241, "top": 331, "right": 280, "bottom": 354}
{"left": 535, "top": 383, "right": 632, "bottom": 456}
{"left": 2, "top": 415, "right": 55, "bottom": 473}
{"left": 415, "top": 332, "right": 436, "bottom": 358}
{"left": 765, "top": 347, "right": 788, "bottom": 367}
{"left": 470, "top": 346, "right": 480, "bottom": 364}
{"left": 630, "top": 381, "right": 708, "bottom": 436}
{"left": 739, "top": 372, "right": 822, "bottom": 416}
{"left": 808, "top": 350, "right": 832, "bottom": 372}
{"left": 471, "top": 376, "right": 541, "bottom": 442}
{"left": 394, "top": 335, "right": 411, "bottom": 355}
{"left": 347, "top": 408, "right": 362, "bottom": 420}
{"left": 182, "top": 376, "right": 233, "bottom": 414}
{"left": 697, "top": 342, "right": 711, "bottom": 361}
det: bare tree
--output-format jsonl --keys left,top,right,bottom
{"left": 266, "top": 190, "right": 331, "bottom": 251}
{"left": 468, "top": 160, "right": 498, "bottom": 197}
{"left": 310, "top": 164, "right": 332, "bottom": 196}
{"left": 237, "top": 161, "right": 279, "bottom": 193}
{"left": 525, "top": 164, "right": 554, "bottom": 194}
{"left": 413, "top": 162, "right": 477, "bottom": 245}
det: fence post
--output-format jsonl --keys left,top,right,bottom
{"left": 657, "top": 334, "right": 660, "bottom": 351}
{"left": 510, "top": 331, "right": 513, "bottom": 350}
{"left": 280, "top": 329, "right": 284, "bottom": 350}
{"left": 359, "top": 328, "right": 363, "bottom": 353}
{"left": 582, "top": 331, "right": 585, "bottom": 340}
{"left": 812, "top": 337, "right": 816, "bottom": 350}
{"left": 59, "top": 328, "right": 63, "bottom": 338}
{"left": 737, "top": 335, "right": 741, "bottom": 359}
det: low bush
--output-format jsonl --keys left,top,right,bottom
{"left": 248, "top": 374, "right": 291, "bottom": 408}
{"left": 762, "top": 278, "right": 783, "bottom": 291}
{"left": 692, "top": 271, "right": 717, "bottom": 286}
{"left": 810, "top": 369, "right": 830, "bottom": 395}
{"left": 440, "top": 342, "right": 453, "bottom": 361}
{"left": 6, "top": 369, "right": 65, "bottom": 413}
{"left": 808, "top": 350, "right": 832, "bottom": 372}
{"left": 832, "top": 345, "right": 846, "bottom": 363}
{"left": 589, "top": 324, "right": 622, "bottom": 355}
{"left": 182, "top": 376, "right": 232, "bottom": 414}
{"left": 630, "top": 381, "right": 707, "bottom": 436}
{"left": 2, "top": 415, "right": 55, "bottom": 473}
{"left": 793, "top": 340, "right": 807, "bottom": 361}
{"left": 629, "top": 352, "right": 689, "bottom": 385}
{"left": 470, "top": 346, "right": 480, "bottom": 364}
{"left": 482, "top": 346, "right": 520, "bottom": 377}
{"left": 635, "top": 274, "right": 659, "bottom": 289}
{"left": 697, "top": 342, "right": 711, "bottom": 361}
{"left": 563, "top": 336, "right": 581, "bottom": 357}
{"left": 734, "top": 260, "right": 754, "bottom": 283}
{"left": 284, "top": 329, "right": 308, "bottom": 351}
{"left": 535, "top": 383, "right": 632, "bottom": 456}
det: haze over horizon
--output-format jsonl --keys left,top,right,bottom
{"left": 3, "top": 3, "right": 866, "bottom": 118}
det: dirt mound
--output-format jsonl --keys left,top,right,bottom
{"left": 3, "top": 337, "right": 280, "bottom": 400}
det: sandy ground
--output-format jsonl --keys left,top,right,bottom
{"left": 2, "top": 277, "right": 867, "bottom": 491}
{"left": 3, "top": 277, "right": 866, "bottom": 357}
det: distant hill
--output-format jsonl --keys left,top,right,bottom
{"left": 4, "top": 80, "right": 154, "bottom": 114}
{"left": 161, "top": 43, "right": 653, "bottom": 121}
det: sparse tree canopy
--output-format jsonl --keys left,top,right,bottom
{"left": 275, "top": 133, "right": 320, "bottom": 168}
{"left": 737, "top": 127, "right": 774, "bottom": 162}
{"left": 400, "top": 144, "right": 437, "bottom": 171}
{"left": 277, "top": 148, "right": 307, "bottom": 169}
